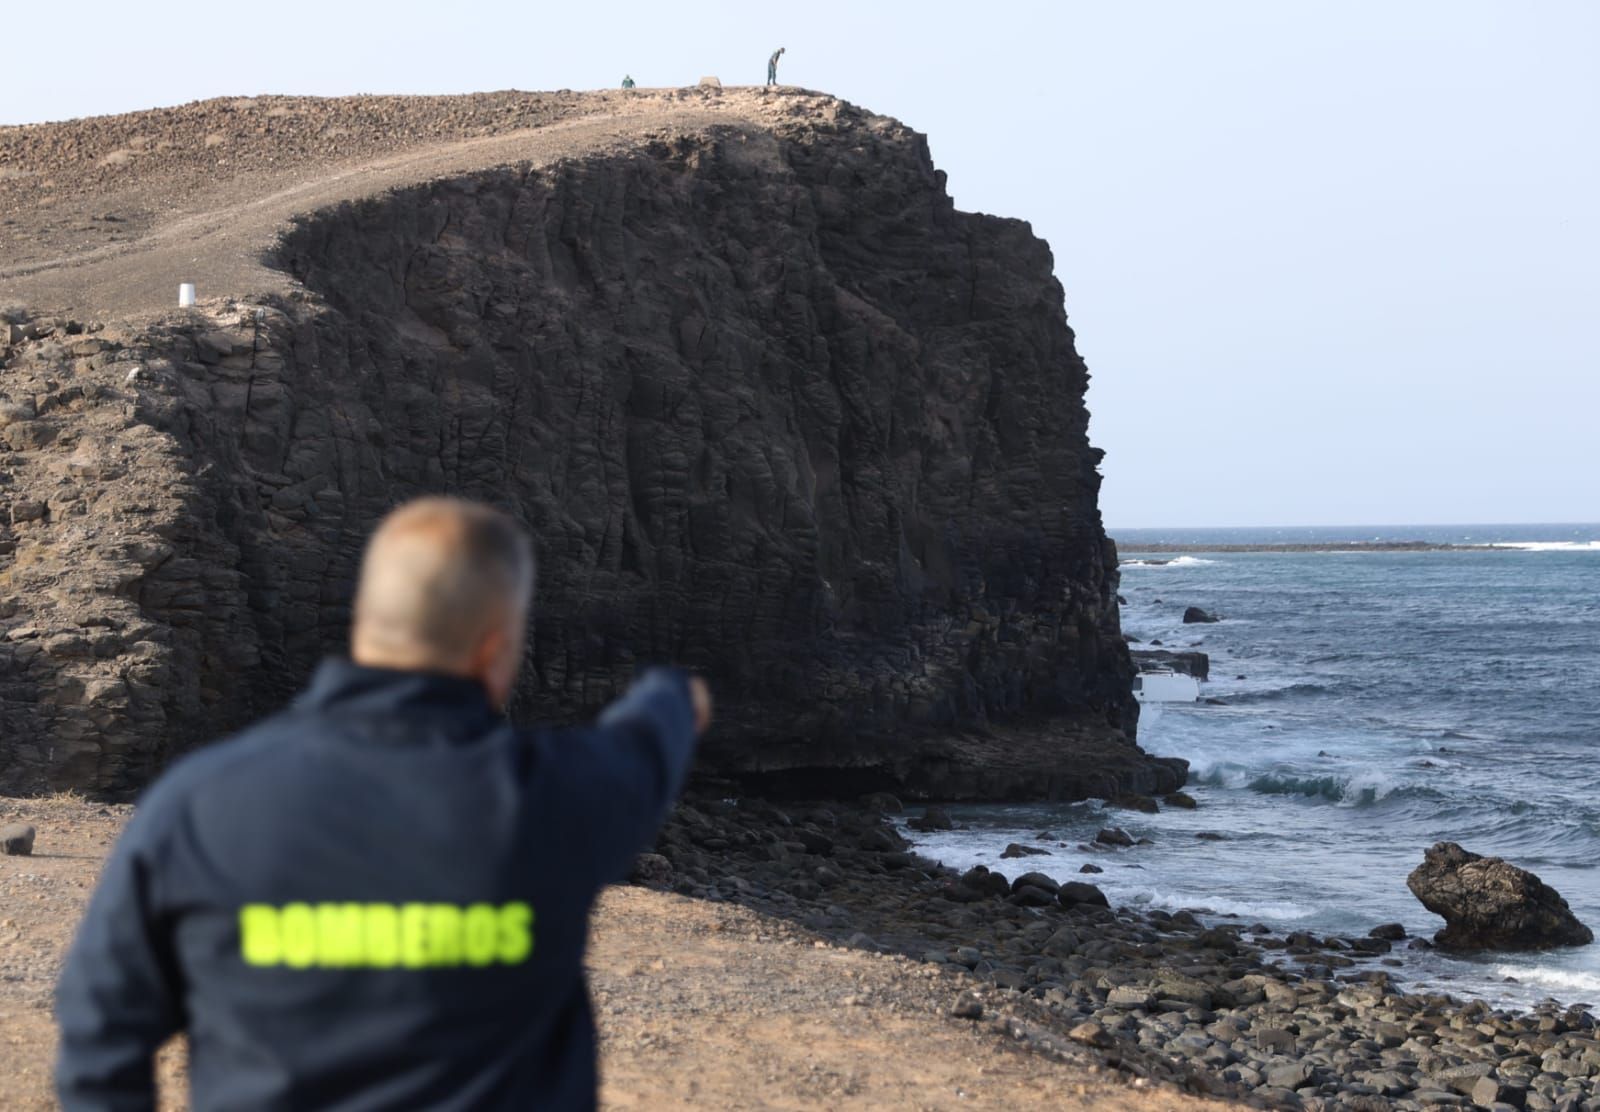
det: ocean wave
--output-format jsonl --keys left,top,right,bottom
{"left": 1225, "top": 681, "right": 1345, "bottom": 702}
{"left": 1113, "top": 887, "right": 1317, "bottom": 921}
{"left": 1488, "top": 964, "right": 1600, "bottom": 995}
{"left": 1479, "top": 541, "right": 1600, "bottom": 552}
{"left": 1120, "top": 556, "right": 1218, "bottom": 568}
{"left": 1245, "top": 772, "right": 1416, "bottom": 806}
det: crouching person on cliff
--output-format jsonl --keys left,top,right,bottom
{"left": 55, "top": 497, "right": 712, "bottom": 1111}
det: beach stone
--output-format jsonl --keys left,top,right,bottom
{"left": 1430, "top": 1062, "right": 1497, "bottom": 1095}
{"left": 1472, "top": 1076, "right": 1528, "bottom": 1108}
{"left": 1, "top": 823, "right": 36, "bottom": 855}
{"left": 1107, "top": 985, "right": 1156, "bottom": 1009}
{"left": 1257, "top": 1026, "right": 1298, "bottom": 1054}
{"left": 1182, "top": 606, "right": 1221, "bottom": 624}
{"left": 959, "top": 866, "right": 1011, "bottom": 898}
{"left": 1266, "top": 1060, "right": 1316, "bottom": 1090}
{"left": 1164, "top": 791, "right": 1199, "bottom": 809}
{"left": 1041, "top": 927, "right": 1080, "bottom": 957}
{"left": 858, "top": 792, "right": 903, "bottom": 814}
{"left": 1371, "top": 922, "right": 1409, "bottom": 941}
{"left": 1010, "top": 872, "right": 1060, "bottom": 896}
{"left": 1407, "top": 842, "right": 1594, "bottom": 950}
{"left": 1009, "top": 885, "right": 1056, "bottom": 908}
{"left": 1068, "top": 1020, "right": 1113, "bottom": 1048}
{"left": 1079, "top": 863, "right": 1103, "bottom": 874}
{"left": 1057, "top": 882, "right": 1109, "bottom": 910}
{"left": 908, "top": 807, "right": 954, "bottom": 833}
{"left": 1109, "top": 793, "right": 1159, "bottom": 814}
{"left": 1095, "top": 827, "right": 1134, "bottom": 848}
{"left": 949, "top": 994, "right": 983, "bottom": 1019}
{"left": 628, "top": 852, "right": 673, "bottom": 887}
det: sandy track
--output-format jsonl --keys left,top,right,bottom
{"left": 0, "top": 90, "right": 783, "bottom": 321}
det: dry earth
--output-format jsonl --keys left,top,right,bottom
{"left": 2, "top": 88, "right": 835, "bottom": 321}
{"left": 0, "top": 796, "right": 1227, "bottom": 1110}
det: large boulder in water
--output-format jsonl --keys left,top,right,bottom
{"left": 1406, "top": 842, "right": 1593, "bottom": 951}
{"left": 1182, "top": 607, "right": 1221, "bottom": 624}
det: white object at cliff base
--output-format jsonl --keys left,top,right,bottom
{"left": 1133, "top": 669, "right": 1200, "bottom": 703}
{"left": 178, "top": 283, "right": 196, "bottom": 307}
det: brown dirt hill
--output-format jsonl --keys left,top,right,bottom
{"left": 0, "top": 88, "right": 1170, "bottom": 802}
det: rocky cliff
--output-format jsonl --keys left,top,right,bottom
{"left": 0, "top": 90, "right": 1179, "bottom": 800}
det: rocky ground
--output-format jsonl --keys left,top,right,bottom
{"left": 0, "top": 795, "right": 1221, "bottom": 1111}
{"left": 640, "top": 797, "right": 1600, "bottom": 1111}
{"left": 5, "top": 795, "right": 1599, "bottom": 1109}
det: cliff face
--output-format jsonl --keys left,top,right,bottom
{"left": 0, "top": 95, "right": 1177, "bottom": 800}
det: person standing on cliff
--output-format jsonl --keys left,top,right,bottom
{"left": 54, "top": 497, "right": 712, "bottom": 1111}
{"left": 767, "top": 46, "right": 786, "bottom": 86}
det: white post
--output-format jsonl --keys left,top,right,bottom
{"left": 178, "top": 283, "right": 197, "bottom": 308}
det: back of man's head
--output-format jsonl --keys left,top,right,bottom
{"left": 351, "top": 498, "right": 535, "bottom": 682}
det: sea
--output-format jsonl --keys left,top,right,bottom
{"left": 903, "top": 523, "right": 1600, "bottom": 1010}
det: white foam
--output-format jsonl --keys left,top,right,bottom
{"left": 1488, "top": 964, "right": 1600, "bottom": 995}
{"left": 1478, "top": 541, "right": 1600, "bottom": 552}
{"left": 1111, "top": 886, "right": 1317, "bottom": 922}
{"left": 1121, "top": 556, "right": 1218, "bottom": 568}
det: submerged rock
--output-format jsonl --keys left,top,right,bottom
{"left": 1406, "top": 842, "right": 1594, "bottom": 951}
{"left": 999, "top": 843, "right": 1050, "bottom": 859}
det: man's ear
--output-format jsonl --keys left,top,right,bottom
{"left": 469, "top": 625, "right": 508, "bottom": 684}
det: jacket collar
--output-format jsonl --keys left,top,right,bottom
{"left": 298, "top": 657, "right": 499, "bottom": 733}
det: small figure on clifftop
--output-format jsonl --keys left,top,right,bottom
{"left": 621, "top": 74, "right": 635, "bottom": 89}
{"left": 767, "top": 47, "right": 786, "bottom": 86}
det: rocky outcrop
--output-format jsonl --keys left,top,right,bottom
{"left": 1406, "top": 842, "right": 1593, "bottom": 951}
{"left": 0, "top": 94, "right": 1178, "bottom": 801}
{"left": 1182, "top": 607, "right": 1220, "bottom": 624}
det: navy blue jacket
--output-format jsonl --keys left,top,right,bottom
{"left": 55, "top": 659, "right": 699, "bottom": 1111}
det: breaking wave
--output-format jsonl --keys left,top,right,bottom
{"left": 1479, "top": 541, "right": 1600, "bottom": 552}
{"left": 1121, "top": 556, "right": 1218, "bottom": 568}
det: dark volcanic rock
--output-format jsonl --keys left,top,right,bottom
{"left": 1000, "top": 842, "right": 1050, "bottom": 859}
{"left": 1407, "top": 842, "right": 1594, "bottom": 951}
{"left": 1057, "top": 881, "right": 1110, "bottom": 909}
{"left": 1010, "top": 871, "right": 1060, "bottom": 895}
{"left": 908, "top": 807, "right": 954, "bottom": 833}
{"left": 0, "top": 96, "right": 1184, "bottom": 803}
{"left": 1182, "top": 607, "right": 1221, "bottom": 624}
{"left": 628, "top": 852, "right": 673, "bottom": 887}
{"left": 1095, "top": 827, "right": 1134, "bottom": 848}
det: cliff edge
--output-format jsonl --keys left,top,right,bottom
{"left": 0, "top": 88, "right": 1179, "bottom": 800}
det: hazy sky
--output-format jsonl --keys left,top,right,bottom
{"left": 3, "top": 1, "right": 1595, "bottom": 527}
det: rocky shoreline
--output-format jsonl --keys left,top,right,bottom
{"left": 644, "top": 796, "right": 1600, "bottom": 1110}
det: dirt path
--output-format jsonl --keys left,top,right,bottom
{"left": 0, "top": 797, "right": 1225, "bottom": 1110}
{"left": 0, "top": 89, "right": 790, "bottom": 320}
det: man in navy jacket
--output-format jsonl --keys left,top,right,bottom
{"left": 55, "top": 497, "right": 710, "bottom": 1110}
